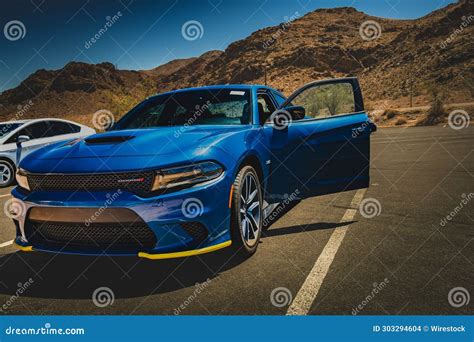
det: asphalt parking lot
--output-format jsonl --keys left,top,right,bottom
{"left": 0, "top": 126, "right": 472, "bottom": 315}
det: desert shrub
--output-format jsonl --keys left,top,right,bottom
{"left": 424, "top": 88, "right": 446, "bottom": 125}
{"left": 385, "top": 109, "right": 399, "bottom": 119}
{"left": 395, "top": 118, "right": 407, "bottom": 125}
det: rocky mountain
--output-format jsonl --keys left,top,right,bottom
{"left": 0, "top": 0, "right": 472, "bottom": 126}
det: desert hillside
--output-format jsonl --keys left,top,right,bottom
{"left": 0, "top": 0, "right": 472, "bottom": 127}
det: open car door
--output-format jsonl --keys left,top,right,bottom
{"left": 266, "top": 77, "right": 376, "bottom": 200}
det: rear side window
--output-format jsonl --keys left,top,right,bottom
{"left": 46, "top": 121, "right": 81, "bottom": 136}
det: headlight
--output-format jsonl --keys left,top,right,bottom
{"left": 16, "top": 168, "right": 30, "bottom": 191}
{"left": 151, "top": 161, "right": 223, "bottom": 191}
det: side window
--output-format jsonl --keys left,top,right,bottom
{"left": 291, "top": 82, "right": 356, "bottom": 119}
{"left": 257, "top": 93, "right": 276, "bottom": 124}
{"left": 271, "top": 91, "right": 287, "bottom": 107}
{"left": 46, "top": 121, "right": 81, "bottom": 136}
{"left": 6, "top": 122, "right": 50, "bottom": 143}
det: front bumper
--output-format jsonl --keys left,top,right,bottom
{"left": 11, "top": 174, "right": 233, "bottom": 258}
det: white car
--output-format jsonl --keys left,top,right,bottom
{"left": 0, "top": 118, "right": 95, "bottom": 187}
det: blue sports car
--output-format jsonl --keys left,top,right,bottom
{"left": 11, "top": 77, "right": 376, "bottom": 259}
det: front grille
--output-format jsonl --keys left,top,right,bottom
{"left": 180, "top": 222, "right": 208, "bottom": 245}
{"left": 27, "top": 171, "right": 154, "bottom": 195}
{"left": 25, "top": 220, "right": 157, "bottom": 253}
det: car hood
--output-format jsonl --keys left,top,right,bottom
{"left": 36, "top": 126, "right": 252, "bottom": 159}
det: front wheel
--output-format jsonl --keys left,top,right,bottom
{"left": 230, "top": 166, "right": 263, "bottom": 257}
{"left": 0, "top": 160, "right": 15, "bottom": 188}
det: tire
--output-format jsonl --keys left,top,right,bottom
{"left": 0, "top": 160, "right": 15, "bottom": 188}
{"left": 230, "top": 165, "right": 263, "bottom": 257}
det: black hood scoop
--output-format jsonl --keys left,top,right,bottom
{"left": 84, "top": 135, "right": 135, "bottom": 144}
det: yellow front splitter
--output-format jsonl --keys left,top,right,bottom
{"left": 13, "top": 241, "right": 34, "bottom": 252}
{"left": 13, "top": 240, "right": 232, "bottom": 260}
{"left": 138, "top": 240, "right": 232, "bottom": 260}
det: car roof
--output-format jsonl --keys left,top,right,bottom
{"left": 0, "top": 118, "right": 83, "bottom": 126}
{"left": 149, "top": 84, "right": 278, "bottom": 99}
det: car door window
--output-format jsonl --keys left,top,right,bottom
{"left": 290, "top": 82, "right": 356, "bottom": 119}
{"left": 5, "top": 122, "right": 50, "bottom": 143}
{"left": 257, "top": 93, "right": 276, "bottom": 124}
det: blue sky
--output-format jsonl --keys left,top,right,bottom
{"left": 0, "top": 0, "right": 457, "bottom": 92}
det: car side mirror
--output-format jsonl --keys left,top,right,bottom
{"left": 17, "top": 135, "right": 30, "bottom": 144}
{"left": 267, "top": 106, "right": 306, "bottom": 129}
{"left": 15, "top": 135, "right": 30, "bottom": 166}
{"left": 285, "top": 105, "right": 305, "bottom": 121}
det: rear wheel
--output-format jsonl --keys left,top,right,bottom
{"left": 230, "top": 166, "right": 263, "bottom": 256}
{"left": 0, "top": 160, "right": 15, "bottom": 188}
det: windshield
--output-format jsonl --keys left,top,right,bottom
{"left": 112, "top": 89, "right": 252, "bottom": 130}
{"left": 0, "top": 123, "right": 23, "bottom": 138}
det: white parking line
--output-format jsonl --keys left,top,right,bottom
{"left": 0, "top": 240, "right": 14, "bottom": 248}
{"left": 286, "top": 188, "right": 367, "bottom": 315}
{"left": 0, "top": 194, "right": 11, "bottom": 198}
